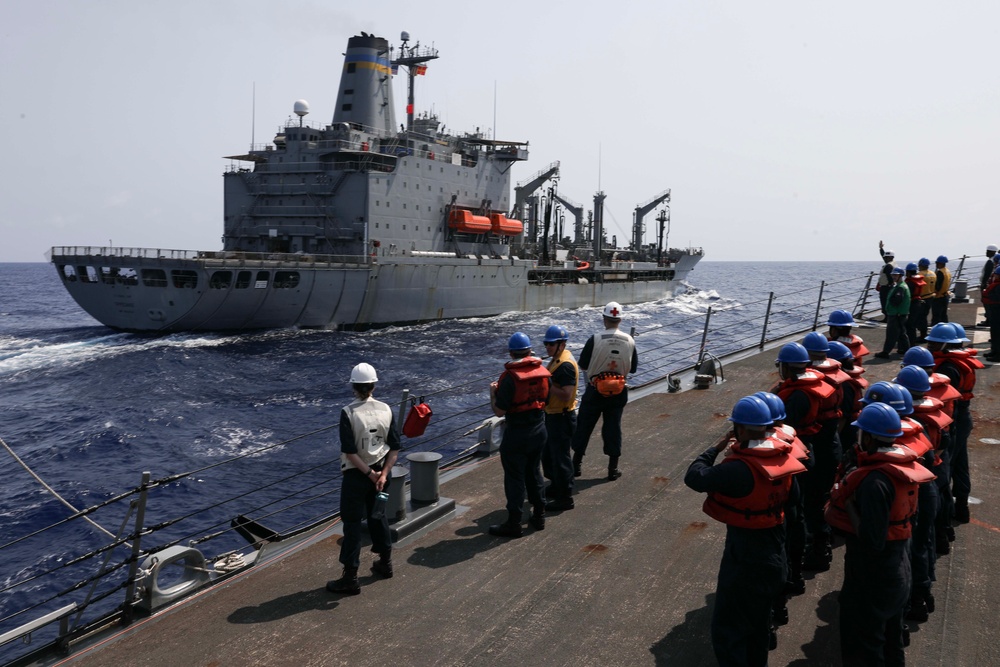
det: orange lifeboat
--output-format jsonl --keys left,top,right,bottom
{"left": 489, "top": 213, "right": 524, "bottom": 236}
{"left": 448, "top": 209, "right": 492, "bottom": 234}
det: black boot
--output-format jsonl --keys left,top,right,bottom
{"left": 607, "top": 456, "right": 622, "bottom": 481}
{"left": 489, "top": 520, "right": 523, "bottom": 538}
{"left": 926, "top": 591, "right": 936, "bottom": 614}
{"left": 529, "top": 506, "right": 545, "bottom": 531}
{"left": 371, "top": 552, "right": 393, "bottom": 579}
{"left": 572, "top": 452, "right": 583, "bottom": 478}
{"left": 545, "top": 496, "right": 575, "bottom": 511}
{"left": 954, "top": 497, "right": 970, "bottom": 524}
{"left": 936, "top": 531, "right": 951, "bottom": 555}
{"left": 801, "top": 540, "right": 831, "bottom": 572}
{"left": 327, "top": 567, "right": 361, "bottom": 595}
{"left": 905, "top": 592, "right": 929, "bottom": 622}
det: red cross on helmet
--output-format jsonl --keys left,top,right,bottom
{"left": 603, "top": 301, "right": 623, "bottom": 319}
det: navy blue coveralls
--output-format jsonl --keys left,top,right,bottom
{"left": 542, "top": 359, "right": 578, "bottom": 499}
{"left": 685, "top": 446, "right": 787, "bottom": 667}
{"left": 495, "top": 373, "right": 547, "bottom": 523}
{"left": 338, "top": 411, "right": 400, "bottom": 569}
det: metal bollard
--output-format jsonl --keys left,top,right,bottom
{"left": 407, "top": 452, "right": 443, "bottom": 505}
{"left": 953, "top": 278, "right": 969, "bottom": 303}
{"left": 387, "top": 465, "right": 408, "bottom": 522}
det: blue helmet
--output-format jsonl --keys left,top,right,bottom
{"left": 895, "top": 365, "right": 931, "bottom": 393}
{"left": 926, "top": 322, "right": 959, "bottom": 343}
{"left": 777, "top": 342, "right": 810, "bottom": 364}
{"left": 826, "top": 309, "right": 855, "bottom": 327}
{"left": 906, "top": 262, "right": 918, "bottom": 272}
{"left": 826, "top": 340, "right": 853, "bottom": 362}
{"left": 918, "top": 257, "right": 930, "bottom": 268}
{"left": 861, "top": 381, "right": 907, "bottom": 414}
{"left": 508, "top": 332, "right": 531, "bottom": 351}
{"left": 890, "top": 382, "right": 914, "bottom": 415}
{"left": 901, "top": 346, "right": 935, "bottom": 368}
{"left": 753, "top": 391, "right": 787, "bottom": 422}
{"left": 936, "top": 255, "right": 948, "bottom": 264}
{"left": 852, "top": 403, "right": 904, "bottom": 439}
{"left": 803, "top": 332, "right": 830, "bottom": 353}
{"left": 994, "top": 264, "right": 1000, "bottom": 275}
{"left": 891, "top": 266, "right": 904, "bottom": 276}
{"left": 543, "top": 325, "right": 568, "bottom": 343}
{"left": 951, "top": 323, "right": 970, "bottom": 342}
{"left": 729, "top": 395, "right": 774, "bottom": 427}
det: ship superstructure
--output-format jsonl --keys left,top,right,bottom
{"left": 50, "top": 32, "right": 702, "bottom": 332}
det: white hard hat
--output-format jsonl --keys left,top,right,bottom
{"left": 603, "top": 301, "right": 623, "bottom": 319}
{"left": 883, "top": 248, "right": 895, "bottom": 257}
{"left": 988, "top": 244, "right": 998, "bottom": 252}
{"left": 349, "top": 362, "right": 378, "bottom": 383}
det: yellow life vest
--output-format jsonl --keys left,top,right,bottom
{"left": 545, "top": 349, "right": 579, "bottom": 414}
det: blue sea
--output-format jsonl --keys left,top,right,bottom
{"left": 0, "top": 259, "right": 876, "bottom": 659}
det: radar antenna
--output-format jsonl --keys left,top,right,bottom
{"left": 392, "top": 32, "right": 439, "bottom": 132}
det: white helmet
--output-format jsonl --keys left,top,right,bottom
{"left": 883, "top": 248, "right": 895, "bottom": 257}
{"left": 349, "top": 362, "right": 378, "bottom": 383}
{"left": 988, "top": 244, "right": 998, "bottom": 252}
{"left": 603, "top": 301, "right": 623, "bottom": 319}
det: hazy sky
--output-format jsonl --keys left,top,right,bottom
{"left": 2, "top": 1, "right": 998, "bottom": 265}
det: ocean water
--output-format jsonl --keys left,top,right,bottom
{"left": 0, "top": 259, "right": 876, "bottom": 656}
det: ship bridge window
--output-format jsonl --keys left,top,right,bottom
{"left": 274, "top": 271, "right": 300, "bottom": 288}
{"left": 76, "top": 266, "right": 99, "bottom": 283}
{"left": 60, "top": 264, "right": 77, "bottom": 281}
{"left": 254, "top": 271, "right": 270, "bottom": 288}
{"left": 235, "top": 271, "right": 252, "bottom": 289}
{"left": 210, "top": 271, "right": 233, "bottom": 289}
{"left": 141, "top": 268, "right": 168, "bottom": 287}
{"left": 171, "top": 270, "right": 199, "bottom": 289}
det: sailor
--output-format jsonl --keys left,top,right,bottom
{"left": 327, "top": 362, "right": 400, "bottom": 595}
{"left": 774, "top": 340, "right": 840, "bottom": 571}
{"left": 901, "top": 345, "right": 962, "bottom": 555}
{"left": 684, "top": 395, "right": 806, "bottom": 666}
{"left": 826, "top": 340, "right": 868, "bottom": 450}
{"left": 755, "top": 390, "right": 812, "bottom": 621}
{"left": 877, "top": 241, "right": 896, "bottom": 317}
{"left": 824, "top": 309, "right": 870, "bottom": 367}
{"left": 930, "top": 255, "right": 952, "bottom": 325}
{"left": 904, "top": 262, "right": 928, "bottom": 347}
{"left": 978, "top": 244, "right": 998, "bottom": 327}
{"left": 981, "top": 265, "right": 1000, "bottom": 362}
{"left": 895, "top": 365, "right": 951, "bottom": 622}
{"left": 571, "top": 302, "right": 638, "bottom": 481}
{"left": 916, "top": 258, "right": 937, "bottom": 341}
{"left": 541, "top": 324, "right": 579, "bottom": 511}
{"left": 875, "top": 267, "right": 911, "bottom": 359}
{"left": 825, "top": 403, "right": 934, "bottom": 666}
{"left": 488, "top": 332, "right": 551, "bottom": 538}
{"left": 927, "top": 322, "right": 983, "bottom": 524}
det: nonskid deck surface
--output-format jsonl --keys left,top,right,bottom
{"left": 61, "top": 300, "right": 1000, "bottom": 667}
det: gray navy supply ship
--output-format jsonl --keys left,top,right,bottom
{"left": 49, "top": 32, "right": 702, "bottom": 333}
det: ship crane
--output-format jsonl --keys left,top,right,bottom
{"left": 655, "top": 206, "right": 671, "bottom": 266}
{"left": 513, "top": 161, "right": 560, "bottom": 242}
{"left": 550, "top": 190, "right": 586, "bottom": 245}
{"left": 632, "top": 188, "right": 671, "bottom": 258}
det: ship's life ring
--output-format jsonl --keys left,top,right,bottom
{"left": 428, "top": 151, "right": 435, "bottom": 160}
{"left": 575, "top": 261, "right": 590, "bottom": 271}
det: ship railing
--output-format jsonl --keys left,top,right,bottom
{"left": 0, "top": 267, "right": 894, "bottom": 666}
{"left": 48, "top": 247, "right": 371, "bottom": 268}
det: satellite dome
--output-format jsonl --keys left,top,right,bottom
{"left": 293, "top": 100, "right": 310, "bottom": 117}
{"left": 401, "top": 31, "right": 410, "bottom": 42}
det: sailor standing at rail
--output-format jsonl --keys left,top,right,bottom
{"left": 488, "top": 332, "right": 551, "bottom": 538}
{"left": 979, "top": 244, "right": 998, "bottom": 328}
{"left": 571, "top": 302, "right": 638, "bottom": 481}
{"left": 541, "top": 325, "right": 579, "bottom": 512}
{"left": 327, "top": 362, "right": 400, "bottom": 595}
{"left": 877, "top": 241, "right": 896, "bottom": 317}
{"left": 684, "top": 395, "right": 805, "bottom": 665}
{"left": 930, "top": 255, "right": 952, "bottom": 325}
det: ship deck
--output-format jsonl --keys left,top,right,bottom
{"left": 53, "top": 299, "right": 1000, "bottom": 667}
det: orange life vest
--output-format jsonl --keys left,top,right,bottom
{"left": 499, "top": 357, "right": 551, "bottom": 414}
{"left": 910, "top": 396, "right": 952, "bottom": 452}
{"left": 702, "top": 438, "right": 807, "bottom": 529}
{"left": 826, "top": 333, "right": 870, "bottom": 365}
{"left": 898, "top": 417, "right": 932, "bottom": 457}
{"left": 769, "top": 424, "right": 810, "bottom": 462}
{"left": 774, "top": 370, "right": 837, "bottom": 436}
{"left": 842, "top": 367, "right": 869, "bottom": 422}
{"left": 933, "top": 349, "right": 980, "bottom": 400}
{"left": 926, "top": 372, "right": 961, "bottom": 417}
{"left": 825, "top": 446, "right": 935, "bottom": 540}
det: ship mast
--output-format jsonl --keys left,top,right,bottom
{"left": 392, "top": 32, "right": 439, "bottom": 132}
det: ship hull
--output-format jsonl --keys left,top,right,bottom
{"left": 50, "top": 249, "right": 702, "bottom": 332}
